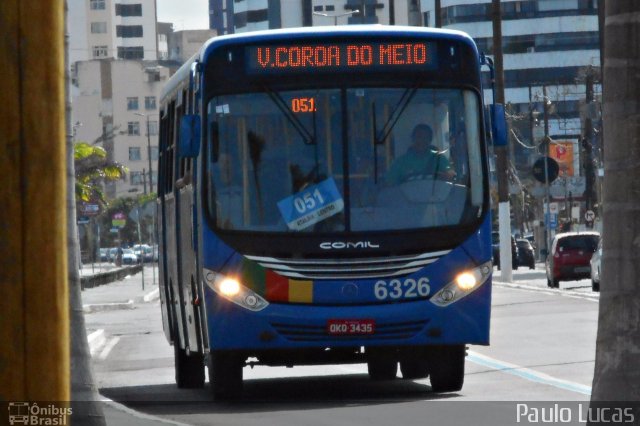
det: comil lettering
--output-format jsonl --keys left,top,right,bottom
{"left": 320, "top": 241, "right": 380, "bottom": 250}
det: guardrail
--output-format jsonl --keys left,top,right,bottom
{"left": 81, "top": 264, "right": 143, "bottom": 290}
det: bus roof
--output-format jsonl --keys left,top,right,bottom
{"left": 161, "top": 25, "right": 478, "bottom": 102}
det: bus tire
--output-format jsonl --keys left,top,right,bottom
{"left": 174, "top": 344, "right": 205, "bottom": 388}
{"left": 427, "top": 345, "right": 465, "bottom": 392}
{"left": 209, "top": 351, "right": 244, "bottom": 400}
{"left": 367, "top": 349, "right": 397, "bottom": 381}
{"left": 400, "top": 348, "right": 429, "bottom": 380}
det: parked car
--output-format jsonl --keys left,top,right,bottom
{"left": 99, "top": 248, "right": 110, "bottom": 262}
{"left": 108, "top": 247, "right": 119, "bottom": 262}
{"left": 121, "top": 249, "right": 138, "bottom": 265}
{"left": 515, "top": 239, "right": 536, "bottom": 269}
{"left": 132, "top": 244, "right": 154, "bottom": 262}
{"left": 590, "top": 238, "right": 602, "bottom": 292}
{"left": 545, "top": 232, "right": 600, "bottom": 288}
{"left": 492, "top": 231, "right": 518, "bottom": 270}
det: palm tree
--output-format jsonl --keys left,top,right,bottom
{"left": 591, "top": 1, "right": 640, "bottom": 405}
{"left": 74, "top": 142, "right": 127, "bottom": 205}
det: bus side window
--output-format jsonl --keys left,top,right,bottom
{"left": 166, "top": 100, "right": 176, "bottom": 194}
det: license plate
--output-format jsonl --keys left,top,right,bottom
{"left": 327, "top": 319, "right": 375, "bottom": 335}
{"left": 575, "top": 266, "right": 590, "bottom": 273}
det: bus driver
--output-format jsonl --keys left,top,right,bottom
{"left": 385, "top": 123, "right": 455, "bottom": 185}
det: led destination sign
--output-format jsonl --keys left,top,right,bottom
{"left": 246, "top": 42, "right": 437, "bottom": 73}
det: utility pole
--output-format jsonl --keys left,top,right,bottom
{"left": 583, "top": 67, "right": 596, "bottom": 216}
{"left": 542, "top": 86, "right": 552, "bottom": 254}
{"left": 492, "top": 0, "right": 513, "bottom": 282}
{"left": 435, "top": 0, "right": 441, "bottom": 28}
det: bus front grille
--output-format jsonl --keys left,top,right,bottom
{"left": 270, "top": 319, "right": 429, "bottom": 342}
{"left": 245, "top": 250, "right": 450, "bottom": 280}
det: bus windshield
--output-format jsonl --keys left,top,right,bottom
{"left": 206, "top": 86, "right": 484, "bottom": 233}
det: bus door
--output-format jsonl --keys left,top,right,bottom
{"left": 163, "top": 96, "right": 190, "bottom": 353}
{"left": 175, "top": 88, "right": 203, "bottom": 355}
{"left": 157, "top": 110, "right": 171, "bottom": 342}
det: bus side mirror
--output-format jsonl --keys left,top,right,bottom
{"left": 179, "top": 115, "right": 201, "bottom": 158}
{"left": 490, "top": 104, "right": 507, "bottom": 147}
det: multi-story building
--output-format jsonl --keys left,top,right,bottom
{"left": 69, "top": 0, "right": 169, "bottom": 198}
{"left": 73, "top": 60, "right": 170, "bottom": 198}
{"left": 421, "top": 0, "right": 602, "bottom": 171}
{"left": 70, "top": 0, "right": 158, "bottom": 63}
{"left": 209, "top": 0, "right": 424, "bottom": 34}
{"left": 167, "top": 29, "right": 217, "bottom": 62}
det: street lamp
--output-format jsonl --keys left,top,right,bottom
{"left": 313, "top": 9, "right": 360, "bottom": 25}
{"left": 134, "top": 112, "right": 154, "bottom": 194}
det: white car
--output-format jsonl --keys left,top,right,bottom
{"left": 121, "top": 249, "right": 138, "bottom": 265}
{"left": 590, "top": 239, "right": 602, "bottom": 292}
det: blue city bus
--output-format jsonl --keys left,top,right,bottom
{"left": 157, "top": 26, "right": 502, "bottom": 399}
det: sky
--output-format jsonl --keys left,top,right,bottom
{"left": 156, "top": 0, "right": 210, "bottom": 31}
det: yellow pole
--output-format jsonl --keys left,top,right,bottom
{"left": 0, "top": 0, "right": 69, "bottom": 402}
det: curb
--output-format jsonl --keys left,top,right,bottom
{"left": 143, "top": 288, "right": 160, "bottom": 302}
{"left": 493, "top": 280, "right": 600, "bottom": 302}
{"left": 100, "top": 395, "right": 193, "bottom": 426}
{"left": 83, "top": 300, "right": 135, "bottom": 313}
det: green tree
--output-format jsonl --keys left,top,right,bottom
{"left": 74, "top": 141, "right": 127, "bottom": 205}
{"left": 591, "top": 1, "right": 640, "bottom": 407}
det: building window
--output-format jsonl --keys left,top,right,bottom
{"left": 90, "top": 22, "right": 107, "bottom": 33}
{"left": 145, "top": 96, "right": 156, "bottom": 110}
{"left": 117, "top": 46, "right": 144, "bottom": 59}
{"left": 247, "top": 9, "right": 269, "bottom": 23}
{"left": 148, "top": 120, "right": 158, "bottom": 136}
{"left": 127, "top": 97, "right": 139, "bottom": 110}
{"left": 326, "top": 5, "right": 335, "bottom": 11}
{"left": 115, "top": 3, "right": 142, "bottom": 16}
{"left": 116, "top": 25, "right": 144, "bottom": 38}
{"left": 128, "top": 122, "right": 140, "bottom": 136}
{"left": 313, "top": 5, "right": 323, "bottom": 11}
{"left": 130, "top": 171, "right": 143, "bottom": 185}
{"left": 90, "top": 0, "right": 105, "bottom": 10}
{"left": 150, "top": 146, "right": 159, "bottom": 161}
{"left": 92, "top": 45, "right": 108, "bottom": 58}
{"left": 129, "top": 147, "right": 141, "bottom": 161}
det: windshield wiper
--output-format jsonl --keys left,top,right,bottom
{"left": 371, "top": 84, "right": 419, "bottom": 183}
{"left": 263, "top": 85, "right": 316, "bottom": 145}
{"left": 373, "top": 84, "right": 419, "bottom": 146}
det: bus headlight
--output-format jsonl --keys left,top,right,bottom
{"left": 430, "top": 261, "right": 492, "bottom": 307}
{"left": 203, "top": 269, "right": 269, "bottom": 312}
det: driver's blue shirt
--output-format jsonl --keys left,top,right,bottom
{"left": 385, "top": 146, "right": 452, "bottom": 185}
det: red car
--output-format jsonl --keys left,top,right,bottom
{"left": 545, "top": 232, "right": 600, "bottom": 288}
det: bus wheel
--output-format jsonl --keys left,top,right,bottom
{"left": 174, "top": 344, "right": 205, "bottom": 388}
{"left": 209, "top": 351, "right": 243, "bottom": 400}
{"left": 400, "top": 348, "right": 429, "bottom": 380}
{"left": 367, "top": 348, "right": 397, "bottom": 380}
{"left": 427, "top": 345, "right": 465, "bottom": 392}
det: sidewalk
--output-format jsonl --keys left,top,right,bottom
{"left": 81, "top": 264, "right": 160, "bottom": 312}
{"left": 81, "top": 265, "right": 182, "bottom": 425}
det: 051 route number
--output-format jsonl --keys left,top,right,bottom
{"left": 374, "top": 277, "right": 430, "bottom": 300}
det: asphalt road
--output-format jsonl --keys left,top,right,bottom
{"left": 85, "top": 265, "right": 600, "bottom": 426}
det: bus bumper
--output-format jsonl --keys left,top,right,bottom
{"left": 204, "top": 278, "right": 491, "bottom": 351}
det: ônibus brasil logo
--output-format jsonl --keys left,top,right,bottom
{"left": 8, "top": 402, "right": 72, "bottom": 425}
